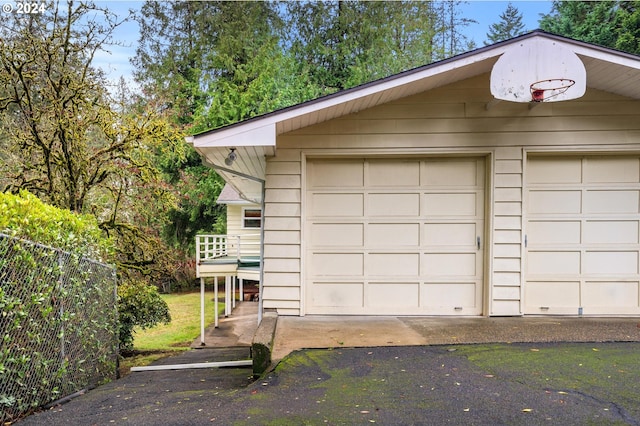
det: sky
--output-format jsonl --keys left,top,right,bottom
{"left": 94, "top": 0, "right": 555, "bottom": 87}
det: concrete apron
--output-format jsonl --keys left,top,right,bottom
{"left": 271, "top": 315, "right": 640, "bottom": 364}
{"left": 194, "top": 302, "right": 640, "bottom": 370}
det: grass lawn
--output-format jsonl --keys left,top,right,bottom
{"left": 119, "top": 292, "right": 224, "bottom": 376}
{"left": 133, "top": 292, "right": 224, "bottom": 350}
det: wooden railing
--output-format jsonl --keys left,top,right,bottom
{"left": 196, "top": 234, "right": 261, "bottom": 263}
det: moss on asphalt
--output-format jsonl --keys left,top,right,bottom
{"left": 452, "top": 342, "right": 640, "bottom": 420}
{"left": 232, "top": 343, "right": 640, "bottom": 425}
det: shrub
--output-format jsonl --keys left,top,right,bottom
{"left": 117, "top": 279, "right": 171, "bottom": 351}
{"left": 0, "top": 190, "right": 111, "bottom": 260}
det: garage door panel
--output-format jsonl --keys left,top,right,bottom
{"left": 367, "top": 253, "right": 420, "bottom": 276}
{"left": 423, "top": 160, "right": 479, "bottom": 187}
{"left": 310, "top": 193, "right": 363, "bottom": 217}
{"left": 311, "top": 282, "right": 363, "bottom": 307}
{"left": 527, "top": 157, "right": 582, "bottom": 184}
{"left": 583, "top": 251, "right": 638, "bottom": 275}
{"left": 311, "top": 253, "right": 363, "bottom": 276}
{"left": 528, "top": 251, "right": 581, "bottom": 275}
{"left": 308, "top": 160, "right": 363, "bottom": 187}
{"left": 423, "top": 253, "right": 477, "bottom": 276}
{"left": 368, "top": 160, "right": 420, "bottom": 187}
{"left": 368, "top": 223, "right": 419, "bottom": 246}
{"left": 584, "top": 190, "right": 639, "bottom": 214}
{"left": 368, "top": 193, "right": 420, "bottom": 216}
{"left": 582, "top": 281, "right": 639, "bottom": 308}
{"left": 583, "top": 221, "right": 639, "bottom": 244}
{"left": 585, "top": 157, "right": 640, "bottom": 183}
{"left": 528, "top": 191, "right": 581, "bottom": 214}
{"left": 526, "top": 281, "right": 580, "bottom": 308}
{"left": 425, "top": 223, "right": 477, "bottom": 246}
{"left": 311, "top": 223, "right": 364, "bottom": 246}
{"left": 528, "top": 221, "right": 581, "bottom": 244}
{"left": 368, "top": 283, "right": 419, "bottom": 307}
{"left": 424, "top": 193, "right": 477, "bottom": 216}
{"left": 422, "top": 283, "right": 478, "bottom": 308}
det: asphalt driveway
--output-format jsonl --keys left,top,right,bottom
{"left": 20, "top": 341, "right": 640, "bottom": 425}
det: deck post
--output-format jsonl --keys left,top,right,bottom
{"left": 224, "top": 275, "right": 231, "bottom": 317}
{"left": 214, "top": 276, "right": 219, "bottom": 328}
{"left": 232, "top": 276, "right": 236, "bottom": 309}
{"left": 200, "top": 277, "right": 205, "bottom": 346}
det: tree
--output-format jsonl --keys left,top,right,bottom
{"left": 285, "top": 1, "right": 476, "bottom": 94}
{"left": 485, "top": 2, "right": 526, "bottom": 44}
{"left": 0, "top": 2, "right": 182, "bottom": 339}
{"left": 540, "top": 1, "right": 640, "bottom": 54}
{"left": 0, "top": 2, "right": 130, "bottom": 212}
{"left": 615, "top": 1, "right": 640, "bottom": 54}
{"left": 0, "top": 2, "right": 188, "bottom": 284}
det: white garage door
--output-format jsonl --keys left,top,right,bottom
{"left": 305, "top": 157, "right": 485, "bottom": 315}
{"left": 525, "top": 155, "right": 640, "bottom": 315}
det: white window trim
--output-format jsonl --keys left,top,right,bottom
{"left": 241, "top": 207, "right": 262, "bottom": 229}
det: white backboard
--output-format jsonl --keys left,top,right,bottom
{"left": 490, "top": 38, "right": 586, "bottom": 103}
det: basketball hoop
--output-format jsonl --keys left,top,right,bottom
{"left": 490, "top": 38, "right": 586, "bottom": 103}
{"left": 530, "top": 79, "right": 576, "bottom": 102}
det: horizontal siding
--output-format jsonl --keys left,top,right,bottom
{"left": 265, "top": 73, "right": 640, "bottom": 316}
{"left": 263, "top": 151, "right": 302, "bottom": 315}
{"left": 225, "top": 205, "right": 261, "bottom": 241}
{"left": 493, "top": 148, "right": 523, "bottom": 315}
{"left": 278, "top": 131, "right": 640, "bottom": 149}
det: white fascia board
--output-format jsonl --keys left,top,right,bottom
{"left": 193, "top": 122, "right": 276, "bottom": 148}
{"left": 572, "top": 46, "right": 640, "bottom": 70}
{"left": 266, "top": 46, "right": 508, "bottom": 123}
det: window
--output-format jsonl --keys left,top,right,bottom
{"left": 243, "top": 208, "right": 262, "bottom": 228}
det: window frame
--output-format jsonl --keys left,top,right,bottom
{"left": 242, "top": 207, "right": 262, "bottom": 229}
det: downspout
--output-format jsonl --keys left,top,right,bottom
{"left": 208, "top": 164, "right": 266, "bottom": 325}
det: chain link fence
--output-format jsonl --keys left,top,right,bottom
{"left": 0, "top": 233, "right": 118, "bottom": 423}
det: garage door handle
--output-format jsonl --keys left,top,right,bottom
{"left": 477, "top": 236, "right": 481, "bottom": 250}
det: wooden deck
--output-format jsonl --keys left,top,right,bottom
{"left": 195, "top": 235, "right": 262, "bottom": 337}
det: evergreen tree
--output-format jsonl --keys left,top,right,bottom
{"left": 485, "top": 2, "right": 526, "bottom": 45}
{"left": 615, "top": 1, "right": 640, "bottom": 54}
{"left": 285, "top": 1, "right": 476, "bottom": 94}
{"left": 539, "top": 1, "right": 618, "bottom": 48}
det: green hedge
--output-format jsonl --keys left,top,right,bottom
{"left": 0, "top": 190, "right": 112, "bottom": 261}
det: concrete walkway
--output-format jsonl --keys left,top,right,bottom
{"left": 191, "top": 301, "right": 259, "bottom": 348}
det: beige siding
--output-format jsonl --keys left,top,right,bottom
{"left": 226, "top": 205, "right": 262, "bottom": 240}
{"left": 492, "top": 148, "right": 523, "bottom": 315}
{"left": 262, "top": 153, "right": 302, "bottom": 314}
{"left": 261, "top": 73, "right": 640, "bottom": 316}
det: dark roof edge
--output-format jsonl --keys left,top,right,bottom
{"left": 190, "top": 30, "right": 639, "bottom": 139}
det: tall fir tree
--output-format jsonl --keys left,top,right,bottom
{"left": 540, "top": 0, "right": 640, "bottom": 54}
{"left": 485, "top": 2, "right": 526, "bottom": 45}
